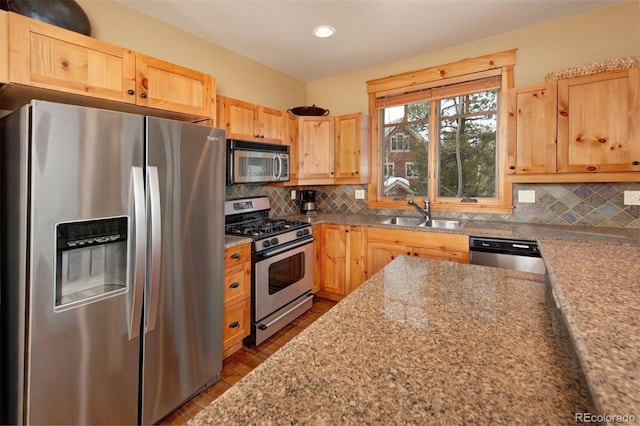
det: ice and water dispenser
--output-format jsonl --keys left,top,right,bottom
{"left": 55, "top": 217, "right": 128, "bottom": 309}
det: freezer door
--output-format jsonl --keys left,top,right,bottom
{"left": 142, "top": 117, "right": 225, "bottom": 424}
{"left": 24, "top": 101, "right": 145, "bottom": 424}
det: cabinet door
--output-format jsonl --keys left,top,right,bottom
{"left": 320, "top": 224, "right": 347, "bottom": 296}
{"left": 312, "top": 224, "right": 322, "bottom": 294}
{"left": 366, "top": 241, "right": 411, "bottom": 277}
{"left": 298, "top": 116, "right": 335, "bottom": 180}
{"left": 345, "top": 226, "right": 367, "bottom": 294}
{"left": 223, "top": 300, "right": 249, "bottom": 350}
{"left": 8, "top": 12, "right": 136, "bottom": 103}
{"left": 260, "top": 106, "right": 285, "bottom": 143}
{"left": 335, "top": 113, "right": 370, "bottom": 182}
{"left": 507, "top": 83, "right": 557, "bottom": 174}
{"left": 224, "top": 98, "right": 260, "bottom": 140}
{"left": 224, "top": 261, "right": 251, "bottom": 307}
{"left": 135, "top": 53, "right": 212, "bottom": 117}
{"left": 286, "top": 113, "right": 300, "bottom": 181}
{"left": 557, "top": 68, "right": 640, "bottom": 173}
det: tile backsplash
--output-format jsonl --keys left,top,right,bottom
{"left": 226, "top": 182, "right": 640, "bottom": 228}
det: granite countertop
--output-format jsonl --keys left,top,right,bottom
{"left": 191, "top": 257, "right": 592, "bottom": 424}
{"left": 224, "top": 234, "right": 252, "bottom": 249}
{"left": 540, "top": 240, "right": 640, "bottom": 417}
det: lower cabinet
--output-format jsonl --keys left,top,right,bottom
{"left": 315, "top": 224, "right": 367, "bottom": 301}
{"left": 366, "top": 228, "right": 469, "bottom": 276}
{"left": 223, "top": 243, "right": 251, "bottom": 358}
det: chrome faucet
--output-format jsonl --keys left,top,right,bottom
{"left": 408, "top": 198, "right": 431, "bottom": 226}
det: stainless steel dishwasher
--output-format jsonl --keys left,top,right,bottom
{"left": 469, "top": 236, "right": 546, "bottom": 275}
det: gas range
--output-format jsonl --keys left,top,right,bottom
{"left": 224, "top": 197, "right": 312, "bottom": 253}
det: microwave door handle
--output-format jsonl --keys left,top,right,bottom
{"left": 274, "top": 155, "right": 282, "bottom": 180}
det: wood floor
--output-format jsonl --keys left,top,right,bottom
{"left": 160, "top": 297, "right": 337, "bottom": 425}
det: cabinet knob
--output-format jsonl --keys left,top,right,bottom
{"left": 633, "top": 161, "right": 639, "bottom": 166}
{"left": 345, "top": 229, "right": 349, "bottom": 233}
{"left": 406, "top": 251, "right": 411, "bottom": 255}
{"left": 229, "top": 282, "right": 240, "bottom": 289}
{"left": 255, "top": 135, "right": 260, "bottom": 138}
{"left": 509, "top": 165, "right": 515, "bottom": 170}
{"left": 140, "top": 93, "right": 148, "bottom": 99}
{"left": 355, "top": 171, "right": 359, "bottom": 175}
{"left": 231, "top": 253, "right": 241, "bottom": 259}
{"left": 228, "top": 321, "right": 240, "bottom": 329}
{"left": 127, "top": 89, "right": 135, "bottom": 95}
{"left": 413, "top": 253, "right": 418, "bottom": 256}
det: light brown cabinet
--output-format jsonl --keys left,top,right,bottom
{"left": 289, "top": 113, "right": 370, "bottom": 185}
{"left": 507, "top": 68, "right": 640, "bottom": 182}
{"left": 334, "top": 113, "right": 370, "bottom": 183}
{"left": 223, "top": 243, "right": 251, "bottom": 358}
{"left": 218, "top": 95, "right": 285, "bottom": 143}
{"left": 366, "top": 228, "right": 469, "bottom": 277}
{"left": 314, "top": 224, "right": 367, "bottom": 301}
{"left": 2, "top": 11, "right": 213, "bottom": 118}
{"left": 557, "top": 68, "right": 640, "bottom": 173}
{"left": 507, "top": 82, "right": 557, "bottom": 174}
{"left": 297, "top": 116, "right": 336, "bottom": 181}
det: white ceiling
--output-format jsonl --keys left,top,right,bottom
{"left": 117, "top": 0, "right": 626, "bottom": 82}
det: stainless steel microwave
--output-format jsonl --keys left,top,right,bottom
{"left": 227, "top": 139, "right": 290, "bottom": 185}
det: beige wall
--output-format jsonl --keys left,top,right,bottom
{"left": 76, "top": 0, "right": 307, "bottom": 111}
{"left": 308, "top": 1, "right": 640, "bottom": 115}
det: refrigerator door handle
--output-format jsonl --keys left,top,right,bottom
{"left": 129, "top": 167, "right": 146, "bottom": 340}
{"left": 146, "top": 166, "right": 162, "bottom": 333}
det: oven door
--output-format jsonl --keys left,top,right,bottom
{"left": 253, "top": 237, "right": 313, "bottom": 322}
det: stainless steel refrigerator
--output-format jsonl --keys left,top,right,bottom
{"left": 0, "top": 100, "right": 225, "bottom": 424}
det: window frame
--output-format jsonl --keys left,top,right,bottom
{"left": 366, "top": 50, "right": 515, "bottom": 214}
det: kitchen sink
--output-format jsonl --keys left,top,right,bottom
{"left": 380, "top": 217, "right": 462, "bottom": 229}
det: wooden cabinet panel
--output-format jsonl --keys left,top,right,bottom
{"left": 223, "top": 243, "right": 251, "bottom": 357}
{"left": 366, "top": 227, "right": 469, "bottom": 276}
{"left": 223, "top": 300, "right": 249, "bottom": 350}
{"left": 558, "top": 68, "right": 640, "bottom": 173}
{"left": 335, "top": 113, "right": 370, "bottom": 183}
{"left": 224, "top": 243, "right": 251, "bottom": 269}
{"left": 8, "top": 12, "right": 136, "bottom": 103}
{"left": 298, "top": 116, "right": 335, "bottom": 180}
{"left": 222, "top": 97, "right": 285, "bottom": 143}
{"left": 312, "top": 224, "right": 322, "bottom": 294}
{"left": 4, "top": 12, "right": 213, "bottom": 118}
{"left": 135, "top": 53, "right": 212, "bottom": 117}
{"left": 507, "top": 83, "right": 557, "bottom": 174}
{"left": 260, "top": 106, "right": 286, "bottom": 143}
{"left": 316, "top": 224, "right": 367, "bottom": 300}
{"left": 286, "top": 113, "right": 300, "bottom": 180}
{"left": 367, "top": 241, "right": 411, "bottom": 277}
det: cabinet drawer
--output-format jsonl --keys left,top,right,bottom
{"left": 223, "top": 300, "right": 249, "bottom": 349}
{"left": 225, "top": 244, "right": 251, "bottom": 269}
{"left": 224, "top": 262, "right": 251, "bottom": 306}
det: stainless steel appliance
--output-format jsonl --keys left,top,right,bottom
{"left": 298, "top": 189, "right": 319, "bottom": 215}
{"left": 224, "top": 197, "right": 314, "bottom": 346}
{"left": 0, "top": 100, "right": 226, "bottom": 425}
{"left": 469, "top": 236, "right": 546, "bottom": 275}
{"left": 227, "top": 139, "right": 290, "bottom": 185}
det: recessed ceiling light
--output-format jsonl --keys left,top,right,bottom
{"left": 313, "top": 25, "right": 336, "bottom": 38}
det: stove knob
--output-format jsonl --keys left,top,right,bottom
{"left": 263, "top": 240, "right": 271, "bottom": 248}
{"left": 296, "top": 230, "right": 303, "bottom": 237}
{"left": 303, "top": 229, "right": 310, "bottom": 235}
{"left": 271, "top": 238, "right": 279, "bottom": 245}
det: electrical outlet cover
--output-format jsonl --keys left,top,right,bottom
{"left": 517, "top": 190, "right": 536, "bottom": 203}
{"left": 623, "top": 190, "right": 640, "bottom": 206}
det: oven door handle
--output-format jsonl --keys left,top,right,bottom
{"left": 257, "top": 293, "right": 314, "bottom": 330}
{"left": 255, "top": 236, "right": 314, "bottom": 259}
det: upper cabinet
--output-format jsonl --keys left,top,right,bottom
{"left": 289, "top": 112, "right": 370, "bottom": 185}
{"left": 334, "top": 113, "right": 370, "bottom": 183}
{"left": 218, "top": 96, "right": 285, "bottom": 143}
{"left": 507, "top": 67, "right": 640, "bottom": 182}
{"left": 557, "top": 68, "right": 640, "bottom": 173}
{"left": 297, "top": 116, "right": 336, "bottom": 181}
{"left": 507, "top": 82, "right": 557, "bottom": 174}
{"left": 2, "top": 12, "right": 213, "bottom": 118}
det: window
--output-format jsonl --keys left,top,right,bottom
{"left": 367, "top": 50, "right": 515, "bottom": 214}
{"left": 405, "top": 162, "right": 419, "bottom": 178}
{"left": 390, "top": 133, "right": 410, "bottom": 151}
{"left": 383, "top": 162, "right": 395, "bottom": 178}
